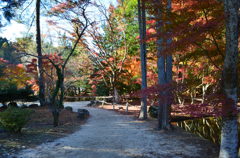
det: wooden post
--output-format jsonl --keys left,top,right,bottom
{"left": 126, "top": 102, "right": 129, "bottom": 112}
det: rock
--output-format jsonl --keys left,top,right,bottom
{"left": 118, "top": 107, "right": 124, "bottom": 110}
{"left": 0, "top": 128, "right": 6, "bottom": 133}
{"left": 64, "top": 106, "right": 73, "bottom": 112}
{"left": 87, "top": 100, "right": 95, "bottom": 106}
{"left": 28, "top": 104, "right": 39, "bottom": 108}
{"left": 20, "top": 104, "right": 28, "bottom": 108}
{"left": 87, "top": 100, "right": 102, "bottom": 106}
{"left": 77, "top": 109, "right": 90, "bottom": 119}
{"left": 0, "top": 105, "right": 7, "bottom": 111}
{"left": 8, "top": 102, "right": 18, "bottom": 108}
{"left": 148, "top": 106, "right": 158, "bottom": 118}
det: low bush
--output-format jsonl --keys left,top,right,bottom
{"left": 0, "top": 107, "right": 33, "bottom": 133}
{"left": 8, "top": 102, "right": 18, "bottom": 108}
{"left": 64, "top": 106, "right": 73, "bottom": 112}
{"left": 28, "top": 104, "right": 39, "bottom": 108}
{"left": 148, "top": 106, "right": 158, "bottom": 118}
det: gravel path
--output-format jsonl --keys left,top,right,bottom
{"left": 14, "top": 102, "right": 218, "bottom": 158}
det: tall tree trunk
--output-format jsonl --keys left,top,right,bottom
{"left": 164, "top": 0, "right": 172, "bottom": 129}
{"left": 156, "top": 0, "right": 172, "bottom": 130}
{"left": 155, "top": 0, "right": 165, "bottom": 129}
{"left": 138, "top": 0, "right": 148, "bottom": 120}
{"left": 36, "top": 0, "right": 45, "bottom": 106}
{"left": 219, "top": 0, "right": 239, "bottom": 158}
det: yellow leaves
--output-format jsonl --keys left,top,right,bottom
{"left": 2, "top": 42, "right": 8, "bottom": 48}
{"left": 1, "top": 64, "right": 31, "bottom": 89}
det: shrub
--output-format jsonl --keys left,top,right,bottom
{"left": 65, "top": 106, "right": 73, "bottom": 112}
{"left": 28, "top": 104, "right": 39, "bottom": 108}
{"left": 0, "top": 84, "right": 35, "bottom": 103}
{"left": 0, "top": 107, "right": 32, "bottom": 133}
{"left": 148, "top": 106, "right": 158, "bottom": 118}
{"left": 8, "top": 102, "right": 18, "bottom": 108}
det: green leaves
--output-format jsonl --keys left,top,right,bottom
{"left": 0, "top": 107, "right": 33, "bottom": 133}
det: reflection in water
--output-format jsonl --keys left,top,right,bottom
{"left": 176, "top": 117, "right": 222, "bottom": 144}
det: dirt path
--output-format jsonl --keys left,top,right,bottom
{"left": 14, "top": 102, "right": 218, "bottom": 158}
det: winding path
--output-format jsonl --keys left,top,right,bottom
{"left": 15, "top": 102, "right": 218, "bottom": 158}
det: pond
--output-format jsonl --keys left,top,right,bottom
{"left": 176, "top": 117, "right": 239, "bottom": 145}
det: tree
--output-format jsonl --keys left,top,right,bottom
{"left": 153, "top": 0, "right": 172, "bottom": 130}
{"left": 143, "top": 0, "right": 227, "bottom": 130}
{"left": 22, "top": 0, "right": 91, "bottom": 126}
{"left": 0, "top": 37, "right": 21, "bottom": 65}
{"left": 137, "top": 0, "right": 148, "bottom": 119}
{"left": 64, "top": 50, "right": 94, "bottom": 96}
{"left": 44, "top": 0, "right": 90, "bottom": 126}
{"left": 87, "top": 3, "right": 130, "bottom": 104}
{"left": 0, "top": 59, "right": 35, "bottom": 105}
{"left": 219, "top": 0, "right": 239, "bottom": 157}
{"left": 0, "top": 0, "right": 27, "bottom": 27}
{"left": 36, "top": 0, "right": 45, "bottom": 106}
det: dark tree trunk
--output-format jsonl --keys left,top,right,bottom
{"left": 36, "top": 0, "right": 45, "bottom": 106}
{"left": 52, "top": 110, "right": 60, "bottom": 127}
{"left": 219, "top": 0, "right": 239, "bottom": 158}
{"left": 138, "top": 0, "right": 148, "bottom": 120}
{"left": 164, "top": 0, "right": 173, "bottom": 130}
{"left": 156, "top": 0, "right": 172, "bottom": 130}
{"left": 50, "top": 66, "right": 64, "bottom": 127}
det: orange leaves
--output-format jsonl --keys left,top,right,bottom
{"left": 145, "top": 0, "right": 224, "bottom": 58}
{"left": 146, "top": 20, "right": 156, "bottom": 24}
{"left": 27, "top": 80, "right": 39, "bottom": 92}
{"left": 203, "top": 76, "right": 216, "bottom": 84}
{"left": 26, "top": 53, "right": 64, "bottom": 93}
{"left": 16, "top": 64, "right": 24, "bottom": 69}
{"left": 108, "top": 57, "right": 114, "bottom": 62}
{"left": 108, "top": 4, "right": 115, "bottom": 13}
{"left": 26, "top": 59, "right": 37, "bottom": 74}
{"left": 93, "top": 52, "right": 99, "bottom": 57}
{"left": 1, "top": 64, "right": 31, "bottom": 89}
{"left": 125, "top": 57, "right": 141, "bottom": 77}
{"left": 0, "top": 58, "right": 8, "bottom": 64}
{"left": 146, "top": 28, "right": 156, "bottom": 35}
{"left": 50, "top": 1, "right": 76, "bottom": 13}
{"left": 101, "top": 60, "right": 107, "bottom": 64}
{"left": 46, "top": 20, "right": 58, "bottom": 26}
{"left": 44, "top": 53, "right": 63, "bottom": 66}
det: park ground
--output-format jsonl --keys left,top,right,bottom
{"left": 4, "top": 101, "right": 220, "bottom": 158}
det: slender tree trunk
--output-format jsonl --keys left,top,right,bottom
{"left": 202, "top": 86, "right": 205, "bottom": 104}
{"left": 113, "top": 86, "right": 120, "bottom": 103}
{"left": 156, "top": 0, "right": 165, "bottom": 129}
{"left": 50, "top": 66, "right": 63, "bottom": 127}
{"left": 138, "top": 0, "right": 148, "bottom": 120}
{"left": 190, "top": 92, "right": 194, "bottom": 104}
{"left": 36, "top": 0, "right": 45, "bottom": 106}
{"left": 59, "top": 69, "right": 65, "bottom": 108}
{"left": 165, "top": 0, "right": 172, "bottom": 129}
{"left": 125, "top": 102, "right": 129, "bottom": 112}
{"left": 219, "top": 0, "right": 239, "bottom": 158}
{"left": 52, "top": 109, "right": 60, "bottom": 127}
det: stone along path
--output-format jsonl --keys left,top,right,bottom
{"left": 14, "top": 102, "right": 218, "bottom": 158}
